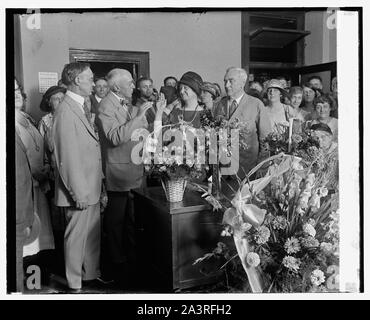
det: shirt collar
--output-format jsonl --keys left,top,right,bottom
{"left": 111, "top": 91, "right": 125, "bottom": 104}
{"left": 95, "top": 95, "right": 102, "bottom": 103}
{"left": 66, "top": 90, "right": 85, "bottom": 107}
{"left": 229, "top": 92, "right": 244, "bottom": 105}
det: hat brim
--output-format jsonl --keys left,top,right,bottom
{"left": 178, "top": 79, "right": 201, "bottom": 97}
{"left": 266, "top": 86, "right": 288, "bottom": 97}
{"left": 40, "top": 86, "right": 66, "bottom": 112}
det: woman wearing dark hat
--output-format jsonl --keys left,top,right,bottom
{"left": 200, "top": 82, "right": 221, "bottom": 115}
{"left": 161, "top": 71, "right": 205, "bottom": 128}
{"left": 38, "top": 86, "right": 66, "bottom": 171}
{"left": 38, "top": 86, "right": 66, "bottom": 263}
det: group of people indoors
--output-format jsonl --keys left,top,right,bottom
{"left": 15, "top": 63, "right": 338, "bottom": 293}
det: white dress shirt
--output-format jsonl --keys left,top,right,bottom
{"left": 66, "top": 90, "right": 85, "bottom": 114}
{"left": 95, "top": 95, "right": 102, "bottom": 103}
{"left": 228, "top": 92, "right": 244, "bottom": 108}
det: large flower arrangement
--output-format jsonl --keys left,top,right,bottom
{"left": 193, "top": 127, "right": 340, "bottom": 293}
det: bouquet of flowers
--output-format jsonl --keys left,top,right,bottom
{"left": 143, "top": 122, "right": 205, "bottom": 181}
{"left": 199, "top": 109, "right": 250, "bottom": 197}
{"left": 263, "top": 127, "right": 323, "bottom": 169}
{"left": 194, "top": 129, "right": 339, "bottom": 293}
{"left": 200, "top": 109, "right": 250, "bottom": 152}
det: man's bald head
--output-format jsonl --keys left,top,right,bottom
{"left": 224, "top": 67, "right": 248, "bottom": 99}
{"left": 106, "top": 68, "right": 135, "bottom": 100}
{"left": 106, "top": 69, "right": 132, "bottom": 86}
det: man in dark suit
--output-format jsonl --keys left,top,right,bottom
{"left": 96, "top": 69, "right": 153, "bottom": 287}
{"left": 90, "top": 77, "right": 109, "bottom": 115}
{"left": 53, "top": 62, "right": 103, "bottom": 291}
{"left": 214, "top": 67, "right": 264, "bottom": 182}
{"left": 135, "top": 77, "right": 158, "bottom": 126}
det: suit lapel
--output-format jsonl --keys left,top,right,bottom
{"left": 230, "top": 94, "right": 248, "bottom": 121}
{"left": 107, "top": 92, "right": 132, "bottom": 120}
{"left": 64, "top": 95, "right": 98, "bottom": 141}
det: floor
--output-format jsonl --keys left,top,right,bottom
{"left": 22, "top": 230, "right": 227, "bottom": 295}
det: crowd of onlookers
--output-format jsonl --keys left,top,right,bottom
{"left": 15, "top": 63, "right": 338, "bottom": 293}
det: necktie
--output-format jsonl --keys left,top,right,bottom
{"left": 83, "top": 98, "right": 93, "bottom": 127}
{"left": 121, "top": 99, "right": 133, "bottom": 120}
{"left": 228, "top": 99, "right": 237, "bottom": 119}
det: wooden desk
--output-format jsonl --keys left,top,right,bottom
{"left": 132, "top": 186, "right": 224, "bottom": 292}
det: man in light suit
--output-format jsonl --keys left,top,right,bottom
{"left": 53, "top": 62, "right": 103, "bottom": 291}
{"left": 214, "top": 67, "right": 264, "bottom": 182}
{"left": 96, "top": 69, "right": 153, "bottom": 287}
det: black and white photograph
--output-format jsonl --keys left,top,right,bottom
{"left": 3, "top": 1, "right": 368, "bottom": 301}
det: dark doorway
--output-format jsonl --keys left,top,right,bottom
{"left": 87, "top": 61, "right": 139, "bottom": 79}
{"left": 69, "top": 48, "right": 150, "bottom": 81}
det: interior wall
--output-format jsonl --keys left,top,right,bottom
{"left": 19, "top": 14, "right": 69, "bottom": 120}
{"left": 18, "top": 11, "right": 241, "bottom": 121}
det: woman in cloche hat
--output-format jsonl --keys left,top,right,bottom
{"left": 200, "top": 81, "right": 221, "bottom": 116}
{"left": 38, "top": 85, "right": 66, "bottom": 158}
{"left": 160, "top": 71, "right": 205, "bottom": 128}
{"left": 258, "top": 79, "right": 295, "bottom": 159}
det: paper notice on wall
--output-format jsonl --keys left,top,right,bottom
{"left": 38, "top": 72, "right": 58, "bottom": 94}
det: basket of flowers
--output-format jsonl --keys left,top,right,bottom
{"left": 142, "top": 122, "right": 205, "bottom": 202}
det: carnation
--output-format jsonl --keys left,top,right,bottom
{"left": 308, "top": 194, "right": 320, "bottom": 211}
{"left": 213, "top": 242, "right": 227, "bottom": 255}
{"left": 284, "top": 237, "right": 301, "bottom": 254}
{"left": 246, "top": 252, "right": 260, "bottom": 267}
{"left": 306, "top": 173, "right": 315, "bottom": 185}
{"left": 271, "top": 216, "right": 288, "bottom": 230}
{"left": 318, "top": 187, "right": 329, "bottom": 197}
{"left": 303, "top": 223, "right": 316, "bottom": 237}
{"left": 320, "top": 242, "right": 333, "bottom": 253}
{"left": 282, "top": 256, "right": 301, "bottom": 272}
{"left": 241, "top": 222, "right": 252, "bottom": 232}
{"left": 300, "top": 236, "right": 320, "bottom": 248}
{"left": 254, "top": 226, "right": 271, "bottom": 244}
{"left": 298, "top": 192, "right": 311, "bottom": 209}
{"left": 221, "top": 226, "right": 233, "bottom": 237}
{"left": 292, "top": 134, "right": 303, "bottom": 144}
{"left": 310, "top": 269, "right": 326, "bottom": 286}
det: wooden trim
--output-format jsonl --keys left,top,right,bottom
{"left": 13, "top": 15, "right": 23, "bottom": 85}
{"left": 297, "top": 61, "right": 337, "bottom": 76}
{"left": 69, "top": 48, "right": 150, "bottom": 78}
{"left": 241, "top": 12, "right": 250, "bottom": 72}
{"left": 249, "top": 62, "right": 298, "bottom": 69}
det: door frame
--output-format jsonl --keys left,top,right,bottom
{"left": 69, "top": 48, "right": 150, "bottom": 80}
